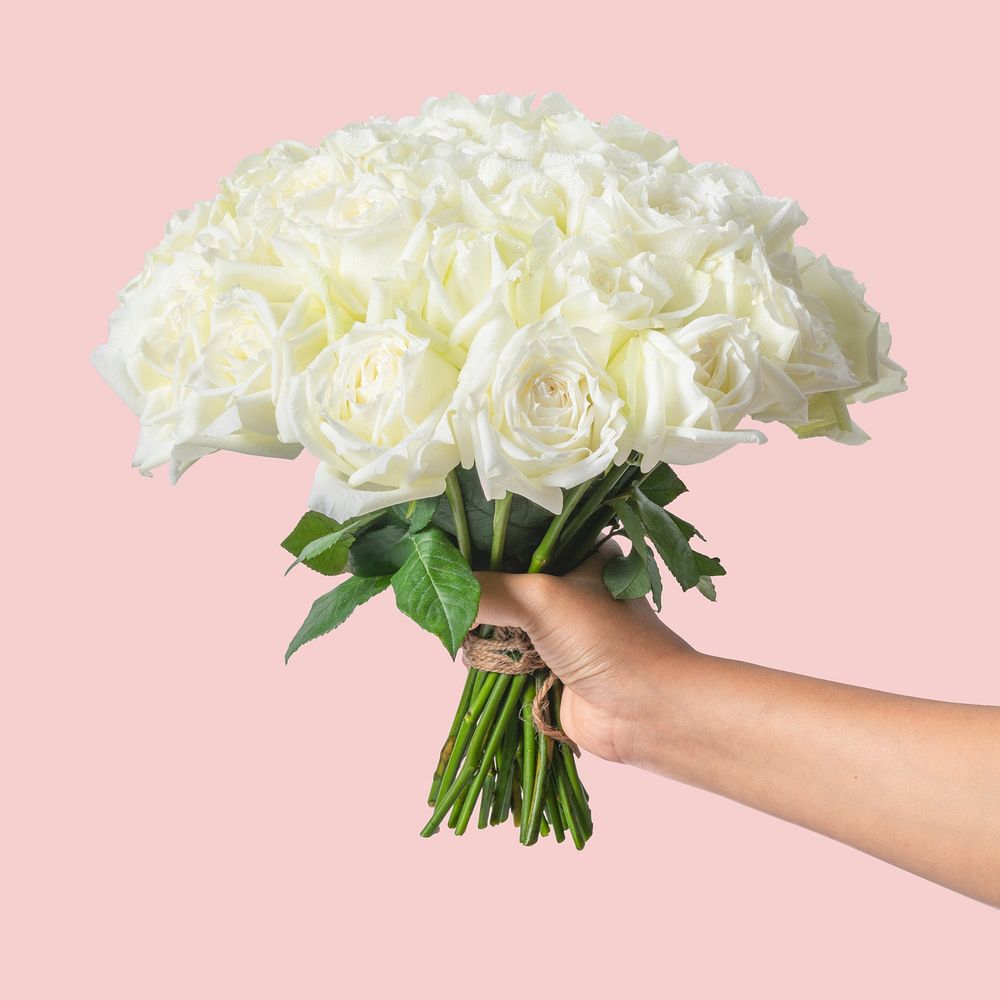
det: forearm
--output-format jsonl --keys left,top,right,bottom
{"left": 627, "top": 653, "right": 1000, "bottom": 906}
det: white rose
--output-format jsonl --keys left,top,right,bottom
{"left": 688, "top": 246, "right": 857, "bottom": 427}
{"left": 794, "top": 248, "right": 907, "bottom": 404}
{"left": 221, "top": 140, "right": 333, "bottom": 216}
{"left": 850, "top": 320, "right": 906, "bottom": 403}
{"left": 92, "top": 234, "right": 326, "bottom": 479}
{"left": 278, "top": 315, "right": 461, "bottom": 520}
{"left": 158, "top": 197, "right": 236, "bottom": 255}
{"left": 321, "top": 118, "right": 400, "bottom": 173}
{"left": 224, "top": 140, "right": 425, "bottom": 322}
{"left": 609, "top": 315, "right": 766, "bottom": 470}
{"left": 452, "top": 315, "right": 627, "bottom": 513}
{"left": 369, "top": 220, "right": 528, "bottom": 349}
{"left": 249, "top": 166, "right": 422, "bottom": 319}
{"left": 540, "top": 233, "right": 719, "bottom": 350}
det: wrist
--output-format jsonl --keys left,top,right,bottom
{"left": 616, "top": 648, "right": 730, "bottom": 779}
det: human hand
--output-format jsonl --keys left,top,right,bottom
{"left": 474, "top": 541, "right": 699, "bottom": 765}
{"left": 479, "top": 543, "right": 1000, "bottom": 906}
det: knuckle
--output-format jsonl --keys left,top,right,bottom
{"left": 522, "top": 572, "right": 562, "bottom": 619}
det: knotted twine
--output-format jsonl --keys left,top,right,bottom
{"left": 461, "top": 626, "right": 580, "bottom": 756}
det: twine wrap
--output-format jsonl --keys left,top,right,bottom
{"left": 461, "top": 627, "right": 580, "bottom": 756}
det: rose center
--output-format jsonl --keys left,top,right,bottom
{"left": 350, "top": 347, "right": 398, "bottom": 409}
{"left": 531, "top": 374, "right": 571, "bottom": 409}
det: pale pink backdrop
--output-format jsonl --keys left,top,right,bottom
{"left": 4, "top": 1, "right": 997, "bottom": 996}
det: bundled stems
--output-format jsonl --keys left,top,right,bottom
{"left": 423, "top": 473, "right": 604, "bottom": 846}
{"left": 423, "top": 671, "right": 591, "bottom": 846}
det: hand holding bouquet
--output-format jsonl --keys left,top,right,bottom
{"left": 93, "top": 94, "right": 905, "bottom": 847}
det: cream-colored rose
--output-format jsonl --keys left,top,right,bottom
{"left": 243, "top": 165, "right": 421, "bottom": 319}
{"left": 368, "top": 220, "right": 529, "bottom": 350}
{"left": 277, "top": 316, "right": 462, "bottom": 520}
{"left": 849, "top": 320, "right": 906, "bottom": 403}
{"left": 794, "top": 248, "right": 907, "bottom": 404}
{"left": 687, "top": 245, "right": 859, "bottom": 427}
{"left": 525, "top": 230, "right": 722, "bottom": 357}
{"left": 221, "top": 140, "right": 337, "bottom": 216}
{"left": 93, "top": 236, "right": 326, "bottom": 479}
{"left": 609, "top": 316, "right": 765, "bottom": 470}
{"left": 452, "top": 315, "right": 627, "bottom": 512}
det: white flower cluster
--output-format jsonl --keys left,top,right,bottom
{"left": 94, "top": 93, "right": 905, "bottom": 517}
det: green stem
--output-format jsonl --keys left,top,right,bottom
{"left": 546, "top": 778, "right": 566, "bottom": 843}
{"left": 523, "top": 678, "right": 553, "bottom": 845}
{"left": 476, "top": 491, "right": 514, "bottom": 642}
{"left": 445, "top": 469, "right": 473, "bottom": 564}
{"left": 490, "top": 713, "right": 518, "bottom": 825}
{"left": 447, "top": 792, "right": 466, "bottom": 829}
{"left": 527, "top": 481, "right": 591, "bottom": 574}
{"left": 518, "top": 682, "right": 536, "bottom": 841}
{"left": 524, "top": 735, "right": 551, "bottom": 844}
{"left": 455, "top": 759, "right": 486, "bottom": 831}
{"left": 455, "top": 754, "right": 488, "bottom": 830}
{"left": 561, "top": 748, "right": 592, "bottom": 838}
{"left": 510, "top": 752, "right": 523, "bottom": 828}
{"left": 428, "top": 666, "right": 478, "bottom": 805}
{"left": 553, "top": 461, "right": 634, "bottom": 559}
{"left": 477, "top": 764, "right": 496, "bottom": 829}
{"left": 553, "top": 684, "right": 593, "bottom": 837}
{"left": 553, "top": 753, "right": 587, "bottom": 850}
{"left": 490, "top": 493, "right": 513, "bottom": 571}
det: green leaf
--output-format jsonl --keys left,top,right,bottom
{"left": 607, "top": 499, "right": 663, "bottom": 610}
{"left": 391, "top": 527, "right": 481, "bottom": 657}
{"left": 281, "top": 511, "right": 352, "bottom": 577}
{"left": 645, "top": 542, "right": 663, "bottom": 611}
{"left": 637, "top": 465, "right": 688, "bottom": 507}
{"left": 348, "top": 525, "right": 413, "bottom": 577}
{"left": 668, "top": 513, "right": 705, "bottom": 542}
{"left": 285, "top": 574, "right": 392, "bottom": 662}
{"left": 392, "top": 498, "right": 438, "bottom": 534}
{"left": 284, "top": 510, "right": 384, "bottom": 575}
{"left": 693, "top": 552, "right": 725, "bottom": 601}
{"left": 633, "top": 489, "right": 701, "bottom": 591}
{"left": 407, "top": 498, "right": 438, "bottom": 533}
{"left": 694, "top": 552, "right": 726, "bottom": 577}
{"left": 603, "top": 547, "right": 652, "bottom": 601}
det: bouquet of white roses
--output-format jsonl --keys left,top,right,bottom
{"left": 93, "top": 93, "right": 905, "bottom": 847}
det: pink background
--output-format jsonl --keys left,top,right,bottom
{"left": 5, "top": 1, "right": 997, "bottom": 996}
